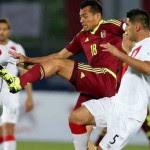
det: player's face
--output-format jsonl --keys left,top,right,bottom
{"left": 122, "top": 32, "right": 134, "bottom": 53}
{"left": 79, "top": 6, "right": 101, "bottom": 31}
{"left": 125, "top": 18, "right": 136, "bottom": 42}
{"left": 0, "top": 23, "right": 10, "bottom": 42}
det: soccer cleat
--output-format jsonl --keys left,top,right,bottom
{"left": 0, "top": 65, "right": 22, "bottom": 93}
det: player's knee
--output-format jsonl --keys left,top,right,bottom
{"left": 69, "top": 106, "right": 94, "bottom": 125}
{"left": 51, "top": 59, "right": 66, "bottom": 70}
{"left": 3, "top": 123, "right": 15, "bottom": 135}
{"left": 69, "top": 110, "right": 84, "bottom": 125}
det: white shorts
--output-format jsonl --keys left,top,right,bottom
{"left": 83, "top": 97, "right": 143, "bottom": 150}
{"left": 1, "top": 105, "right": 19, "bottom": 124}
{"left": 0, "top": 89, "right": 20, "bottom": 124}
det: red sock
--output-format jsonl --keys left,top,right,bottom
{"left": 3, "top": 135, "right": 15, "bottom": 142}
{"left": 69, "top": 122, "right": 86, "bottom": 134}
{"left": 0, "top": 136, "right": 3, "bottom": 144}
{"left": 20, "top": 64, "right": 44, "bottom": 88}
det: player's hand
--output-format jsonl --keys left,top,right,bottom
{"left": 100, "top": 43, "right": 121, "bottom": 57}
{"left": 25, "top": 97, "right": 34, "bottom": 112}
{"left": 9, "top": 50, "right": 29, "bottom": 64}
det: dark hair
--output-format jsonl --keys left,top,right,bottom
{"left": 0, "top": 19, "right": 10, "bottom": 29}
{"left": 127, "top": 9, "right": 150, "bottom": 29}
{"left": 80, "top": 0, "right": 102, "bottom": 14}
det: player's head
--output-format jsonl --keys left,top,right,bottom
{"left": 0, "top": 19, "right": 10, "bottom": 43}
{"left": 79, "top": 0, "right": 102, "bottom": 31}
{"left": 126, "top": 9, "right": 150, "bottom": 42}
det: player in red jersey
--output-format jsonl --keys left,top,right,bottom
{"left": 0, "top": 1, "right": 125, "bottom": 149}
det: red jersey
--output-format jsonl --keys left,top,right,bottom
{"left": 66, "top": 19, "right": 124, "bottom": 76}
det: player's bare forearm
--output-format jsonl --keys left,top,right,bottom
{"left": 24, "top": 48, "right": 74, "bottom": 64}
{"left": 101, "top": 43, "right": 150, "bottom": 75}
{"left": 115, "top": 51, "right": 150, "bottom": 75}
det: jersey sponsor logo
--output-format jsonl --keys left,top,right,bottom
{"left": 109, "top": 134, "right": 119, "bottom": 144}
{"left": 80, "top": 72, "right": 85, "bottom": 79}
{"left": 85, "top": 37, "right": 89, "bottom": 42}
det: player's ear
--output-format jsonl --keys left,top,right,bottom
{"left": 135, "top": 23, "right": 141, "bottom": 32}
{"left": 96, "top": 13, "right": 101, "bottom": 20}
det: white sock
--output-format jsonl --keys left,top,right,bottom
{"left": 0, "top": 144, "right": 3, "bottom": 150}
{"left": 72, "top": 133, "right": 89, "bottom": 150}
{"left": 3, "top": 140, "right": 16, "bottom": 150}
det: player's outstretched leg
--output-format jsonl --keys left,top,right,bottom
{"left": 0, "top": 59, "right": 74, "bottom": 93}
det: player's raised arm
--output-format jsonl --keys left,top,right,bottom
{"left": 101, "top": 43, "right": 150, "bottom": 75}
{"left": 9, "top": 48, "right": 74, "bottom": 65}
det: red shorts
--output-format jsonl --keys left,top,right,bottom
{"left": 70, "top": 62, "right": 117, "bottom": 99}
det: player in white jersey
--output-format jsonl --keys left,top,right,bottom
{"left": 68, "top": 9, "right": 150, "bottom": 150}
{"left": 0, "top": 19, "right": 34, "bottom": 150}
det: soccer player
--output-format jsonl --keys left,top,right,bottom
{"left": 90, "top": 32, "right": 150, "bottom": 149}
{"left": 6, "top": 0, "right": 125, "bottom": 149}
{"left": 0, "top": 19, "right": 34, "bottom": 150}
{"left": 68, "top": 9, "right": 150, "bottom": 149}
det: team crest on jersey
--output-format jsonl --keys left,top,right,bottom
{"left": 100, "top": 30, "right": 106, "bottom": 38}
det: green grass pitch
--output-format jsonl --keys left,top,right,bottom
{"left": 17, "top": 141, "right": 149, "bottom": 150}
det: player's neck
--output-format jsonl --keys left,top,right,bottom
{"left": 136, "top": 31, "right": 150, "bottom": 43}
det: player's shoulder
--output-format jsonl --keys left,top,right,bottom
{"left": 102, "top": 19, "right": 122, "bottom": 27}
{"left": 8, "top": 40, "right": 24, "bottom": 51}
{"left": 8, "top": 40, "right": 22, "bottom": 47}
{"left": 74, "top": 29, "right": 87, "bottom": 39}
{"left": 140, "top": 37, "right": 150, "bottom": 49}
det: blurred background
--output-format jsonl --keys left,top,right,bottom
{"left": 0, "top": 0, "right": 149, "bottom": 149}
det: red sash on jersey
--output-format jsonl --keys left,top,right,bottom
{"left": 121, "top": 46, "right": 142, "bottom": 77}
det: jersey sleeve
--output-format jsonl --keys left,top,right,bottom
{"left": 65, "top": 32, "right": 82, "bottom": 54}
{"left": 105, "top": 19, "right": 125, "bottom": 36}
{"left": 17, "top": 44, "right": 26, "bottom": 56}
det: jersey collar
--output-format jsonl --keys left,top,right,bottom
{"left": 90, "top": 19, "right": 104, "bottom": 34}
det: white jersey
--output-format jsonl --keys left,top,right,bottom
{"left": 115, "top": 37, "right": 150, "bottom": 121}
{"left": 0, "top": 40, "right": 26, "bottom": 124}
{"left": 0, "top": 40, "right": 25, "bottom": 91}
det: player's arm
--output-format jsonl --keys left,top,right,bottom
{"left": 101, "top": 43, "right": 150, "bottom": 75}
{"left": 10, "top": 48, "right": 74, "bottom": 65}
{"left": 20, "top": 68, "right": 34, "bottom": 112}
{"left": 9, "top": 32, "right": 82, "bottom": 66}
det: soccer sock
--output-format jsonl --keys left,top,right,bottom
{"left": 142, "top": 114, "right": 150, "bottom": 143}
{"left": 95, "top": 129, "right": 107, "bottom": 146}
{"left": 3, "top": 135, "right": 16, "bottom": 150}
{"left": 69, "top": 123, "right": 88, "bottom": 150}
{"left": 19, "top": 64, "right": 45, "bottom": 88}
{"left": 72, "top": 133, "right": 89, "bottom": 150}
{"left": 0, "top": 136, "right": 3, "bottom": 150}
